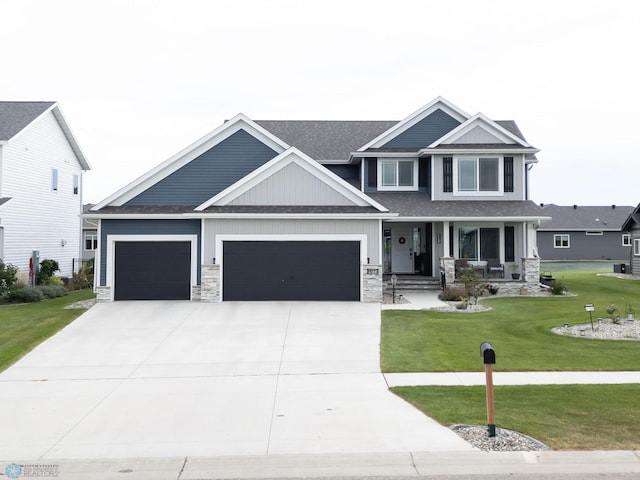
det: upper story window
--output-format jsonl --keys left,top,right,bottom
{"left": 73, "top": 174, "right": 79, "bottom": 195}
{"left": 554, "top": 234, "right": 570, "bottom": 248}
{"left": 634, "top": 238, "right": 640, "bottom": 256}
{"left": 622, "top": 233, "right": 631, "bottom": 246}
{"left": 52, "top": 169, "right": 58, "bottom": 191}
{"left": 378, "top": 159, "right": 418, "bottom": 191}
{"left": 454, "top": 157, "right": 501, "bottom": 195}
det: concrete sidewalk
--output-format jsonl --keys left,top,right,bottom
{"left": 385, "top": 370, "right": 640, "bottom": 387}
{"left": 4, "top": 450, "right": 640, "bottom": 479}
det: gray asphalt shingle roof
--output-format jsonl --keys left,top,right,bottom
{"left": 256, "top": 120, "right": 396, "bottom": 160}
{"left": 90, "top": 205, "right": 383, "bottom": 215}
{"left": 256, "top": 119, "right": 531, "bottom": 162}
{"left": 538, "top": 204, "right": 635, "bottom": 231}
{"left": 0, "top": 102, "right": 55, "bottom": 141}
{"left": 367, "top": 192, "right": 547, "bottom": 219}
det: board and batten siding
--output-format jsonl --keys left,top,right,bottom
{"left": 432, "top": 154, "right": 526, "bottom": 201}
{"left": 228, "top": 163, "right": 355, "bottom": 206}
{"left": 99, "top": 219, "right": 201, "bottom": 286}
{"left": 125, "top": 129, "right": 279, "bottom": 206}
{"left": 203, "top": 218, "right": 381, "bottom": 265}
{"left": 0, "top": 110, "right": 84, "bottom": 277}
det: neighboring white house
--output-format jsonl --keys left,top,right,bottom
{"left": 0, "top": 102, "right": 91, "bottom": 280}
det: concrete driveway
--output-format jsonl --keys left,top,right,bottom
{"left": 0, "top": 301, "right": 473, "bottom": 460}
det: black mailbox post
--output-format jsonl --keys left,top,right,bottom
{"left": 480, "top": 342, "right": 496, "bottom": 437}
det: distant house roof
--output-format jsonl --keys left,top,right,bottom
{"left": 0, "top": 101, "right": 55, "bottom": 141}
{"left": 538, "top": 204, "right": 634, "bottom": 231}
{"left": 0, "top": 101, "right": 90, "bottom": 170}
{"left": 621, "top": 203, "right": 640, "bottom": 231}
{"left": 255, "top": 119, "right": 532, "bottom": 162}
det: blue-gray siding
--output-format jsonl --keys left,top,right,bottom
{"left": 126, "top": 129, "right": 279, "bottom": 206}
{"left": 537, "top": 231, "right": 630, "bottom": 261}
{"left": 325, "top": 164, "right": 359, "bottom": 181}
{"left": 382, "top": 109, "right": 461, "bottom": 148}
{"left": 100, "top": 219, "right": 201, "bottom": 285}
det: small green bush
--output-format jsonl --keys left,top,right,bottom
{"left": 0, "top": 259, "right": 19, "bottom": 297}
{"left": 549, "top": 279, "right": 567, "bottom": 295}
{"left": 47, "top": 276, "right": 64, "bottom": 286}
{"left": 439, "top": 286, "right": 467, "bottom": 301}
{"left": 6, "top": 287, "right": 44, "bottom": 303}
{"left": 36, "top": 259, "right": 60, "bottom": 285}
{"left": 36, "top": 285, "right": 68, "bottom": 299}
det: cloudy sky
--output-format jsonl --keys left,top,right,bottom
{"left": 2, "top": 0, "right": 638, "bottom": 206}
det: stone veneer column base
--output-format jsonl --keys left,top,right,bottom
{"left": 440, "top": 257, "right": 455, "bottom": 286}
{"left": 362, "top": 264, "right": 383, "bottom": 302}
{"left": 96, "top": 286, "right": 111, "bottom": 302}
{"left": 201, "top": 264, "right": 221, "bottom": 302}
{"left": 523, "top": 257, "right": 541, "bottom": 287}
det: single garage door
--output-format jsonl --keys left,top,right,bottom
{"left": 223, "top": 241, "right": 360, "bottom": 301}
{"left": 114, "top": 241, "right": 191, "bottom": 300}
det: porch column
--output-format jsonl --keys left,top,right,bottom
{"left": 527, "top": 222, "right": 537, "bottom": 257}
{"left": 443, "top": 221, "right": 450, "bottom": 257}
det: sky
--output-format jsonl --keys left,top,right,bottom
{"left": 1, "top": 0, "right": 639, "bottom": 207}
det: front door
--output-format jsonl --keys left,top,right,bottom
{"left": 391, "top": 226, "right": 413, "bottom": 273}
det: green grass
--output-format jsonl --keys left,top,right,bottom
{"left": 382, "top": 271, "right": 640, "bottom": 372}
{"left": 392, "top": 384, "right": 640, "bottom": 450}
{"left": 0, "top": 289, "right": 95, "bottom": 372}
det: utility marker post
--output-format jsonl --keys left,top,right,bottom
{"left": 480, "top": 342, "right": 496, "bottom": 437}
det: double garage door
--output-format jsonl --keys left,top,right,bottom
{"left": 113, "top": 240, "right": 360, "bottom": 301}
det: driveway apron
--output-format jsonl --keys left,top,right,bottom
{"left": 0, "top": 301, "right": 472, "bottom": 460}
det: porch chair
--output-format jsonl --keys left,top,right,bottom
{"left": 487, "top": 258, "right": 504, "bottom": 278}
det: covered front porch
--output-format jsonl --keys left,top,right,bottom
{"left": 383, "top": 219, "right": 541, "bottom": 286}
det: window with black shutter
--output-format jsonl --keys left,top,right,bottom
{"left": 504, "top": 226, "right": 515, "bottom": 262}
{"left": 367, "top": 158, "right": 377, "bottom": 189}
{"left": 504, "top": 157, "right": 514, "bottom": 193}
{"left": 443, "top": 157, "right": 453, "bottom": 192}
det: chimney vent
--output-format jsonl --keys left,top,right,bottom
{"left": 612, "top": 205, "right": 616, "bottom": 209}
{"left": 573, "top": 205, "right": 577, "bottom": 209}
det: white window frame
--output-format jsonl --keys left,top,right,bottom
{"left": 585, "top": 231, "right": 603, "bottom": 236}
{"left": 554, "top": 234, "right": 570, "bottom": 248}
{"left": 634, "top": 238, "right": 640, "bottom": 256}
{"left": 84, "top": 231, "right": 98, "bottom": 251}
{"left": 453, "top": 156, "right": 504, "bottom": 196}
{"left": 453, "top": 223, "right": 504, "bottom": 262}
{"left": 377, "top": 158, "right": 418, "bottom": 191}
{"left": 622, "top": 233, "right": 631, "bottom": 246}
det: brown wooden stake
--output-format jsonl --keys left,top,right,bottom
{"left": 485, "top": 363, "right": 496, "bottom": 437}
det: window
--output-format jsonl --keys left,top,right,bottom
{"left": 84, "top": 232, "right": 98, "bottom": 251}
{"left": 454, "top": 157, "right": 501, "bottom": 195}
{"left": 458, "top": 227, "right": 500, "bottom": 261}
{"left": 622, "top": 233, "right": 631, "bottom": 246}
{"left": 554, "top": 234, "right": 570, "bottom": 248}
{"left": 378, "top": 159, "right": 417, "bottom": 190}
{"left": 73, "top": 174, "right": 79, "bottom": 195}
{"left": 504, "top": 156, "right": 514, "bottom": 193}
{"left": 51, "top": 169, "right": 58, "bottom": 191}
{"left": 634, "top": 238, "right": 640, "bottom": 256}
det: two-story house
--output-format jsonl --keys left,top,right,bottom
{"left": 86, "top": 97, "right": 547, "bottom": 302}
{"left": 0, "top": 102, "right": 91, "bottom": 280}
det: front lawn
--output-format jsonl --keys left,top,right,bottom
{"left": 381, "top": 272, "right": 640, "bottom": 372}
{"left": 0, "top": 289, "right": 95, "bottom": 372}
{"left": 393, "top": 384, "right": 640, "bottom": 450}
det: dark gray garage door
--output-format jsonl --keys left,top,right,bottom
{"left": 114, "top": 241, "right": 191, "bottom": 300}
{"left": 223, "top": 241, "right": 360, "bottom": 301}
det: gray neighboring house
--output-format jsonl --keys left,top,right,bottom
{"left": 537, "top": 204, "right": 634, "bottom": 261}
{"left": 86, "top": 97, "right": 549, "bottom": 303}
{"left": 621, "top": 203, "right": 640, "bottom": 277}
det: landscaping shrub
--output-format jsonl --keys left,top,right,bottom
{"left": 36, "top": 259, "right": 60, "bottom": 285}
{"left": 70, "top": 259, "right": 94, "bottom": 290}
{"left": 549, "top": 279, "right": 567, "bottom": 296}
{"left": 6, "top": 287, "right": 44, "bottom": 303}
{"left": 36, "top": 285, "right": 68, "bottom": 299}
{"left": 0, "top": 259, "right": 19, "bottom": 297}
{"left": 439, "top": 286, "right": 467, "bottom": 301}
